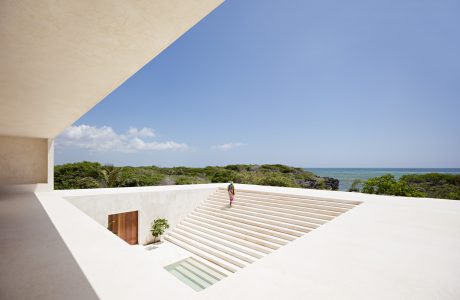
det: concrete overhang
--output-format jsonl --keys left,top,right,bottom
{"left": 0, "top": 0, "right": 223, "bottom": 138}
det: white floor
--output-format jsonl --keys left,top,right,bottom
{"left": 140, "top": 241, "right": 191, "bottom": 266}
{"left": 34, "top": 184, "right": 460, "bottom": 300}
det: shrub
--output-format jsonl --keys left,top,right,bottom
{"left": 118, "top": 167, "right": 165, "bottom": 187}
{"left": 54, "top": 162, "right": 342, "bottom": 192}
{"left": 211, "top": 169, "right": 237, "bottom": 183}
{"left": 361, "top": 174, "right": 425, "bottom": 197}
{"left": 76, "top": 177, "right": 100, "bottom": 189}
{"left": 401, "top": 173, "right": 460, "bottom": 200}
{"left": 151, "top": 218, "right": 170, "bottom": 243}
{"left": 260, "top": 164, "right": 301, "bottom": 174}
{"left": 225, "top": 164, "right": 252, "bottom": 172}
{"left": 256, "top": 173, "right": 295, "bottom": 187}
{"left": 175, "top": 176, "right": 208, "bottom": 185}
{"left": 99, "top": 165, "right": 121, "bottom": 188}
{"left": 54, "top": 161, "right": 102, "bottom": 190}
{"left": 348, "top": 179, "right": 363, "bottom": 192}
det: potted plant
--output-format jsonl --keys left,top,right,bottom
{"left": 150, "top": 218, "right": 170, "bottom": 243}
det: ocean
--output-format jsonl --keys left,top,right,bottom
{"left": 304, "top": 168, "right": 460, "bottom": 191}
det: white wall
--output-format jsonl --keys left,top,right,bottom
{"left": 64, "top": 184, "right": 222, "bottom": 245}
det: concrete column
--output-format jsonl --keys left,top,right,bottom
{"left": 0, "top": 135, "right": 54, "bottom": 193}
{"left": 47, "top": 138, "right": 54, "bottom": 191}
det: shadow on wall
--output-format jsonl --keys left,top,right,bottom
{"left": 0, "top": 192, "right": 99, "bottom": 300}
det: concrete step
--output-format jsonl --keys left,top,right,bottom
{"left": 167, "top": 231, "right": 247, "bottom": 269}
{"left": 176, "top": 223, "right": 264, "bottom": 259}
{"left": 175, "top": 264, "right": 212, "bottom": 289}
{"left": 208, "top": 195, "right": 333, "bottom": 222}
{"left": 164, "top": 235, "right": 237, "bottom": 273}
{"left": 183, "top": 217, "right": 278, "bottom": 251}
{"left": 189, "top": 212, "right": 288, "bottom": 246}
{"left": 217, "top": 188, "right": 361, "bottom": 206}
{"left": 180, "top": 260, "right": 223, "bottom": 284}
{"left": 242, "top": 191, "right": 355, "bottom": 210}
{"left": 166, "top": 188, "right": 360, "bottom": 283}
{"left": 206, "top": 197, "right": 327, "bottom": 225}
{"left": 184, "top": 257, "right": 228, "bottom": 280}
{"left": 173, "top": 227, "right": 256, "bottom": 264}
{"left": 194, "top": 209, "right": 295, "bottom": 242}
{"left": 178, "top": 262, "right": 217, "bottom": 286}
{"left": 203, "top": 201, "right": 311, "bottom": 234}
{"left": 202, "top": 200, "right": 318, "bottom": 230}
{"left": 211, "top": 192, "right": 344, "bottom": 216}
{"left": 198, "top": 204, "right": 307, "bottom": 236}
{"left": 216, "top": 191, "right": 351, "bottom": 213}
{"left": 209, "top": 194, "right": 340, "bottom": 218}
{"left": 203, "top": 200, "right": 318, "bottom": 232}
{"left": 168, "top": 267, "right": 204, "bottom": 291}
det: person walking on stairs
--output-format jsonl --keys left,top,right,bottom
{"left": 228, "top": 181, "right": 235, "bottom": 207}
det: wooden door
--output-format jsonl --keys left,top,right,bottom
{"left": 108, "top": 211, "right": 138, "bottom": 245}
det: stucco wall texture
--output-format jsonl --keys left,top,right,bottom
{"left": 0, "top": 135, "right": 48, "bottom": 184}
{"left": 65, "top": 185, "right": 219, "bottom": 245}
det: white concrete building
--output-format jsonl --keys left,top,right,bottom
{"left": 1, "top": 1, "right": 460, "bottom": 299}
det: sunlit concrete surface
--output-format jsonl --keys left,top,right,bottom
{"left": 202, "top": 186, "right": 460, "bottom": 300}
{"left": 0, "top": 192, "right": 98, "bottom": 300}
{"left": 30, "top": 184, "right": 460, "bottom": 300}
{"left": 35, "top": 186, "right": 212, "bottom": 300}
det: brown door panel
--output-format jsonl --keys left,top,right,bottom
{"left": 108, "top": 211, "right": 138, "bottom": 245}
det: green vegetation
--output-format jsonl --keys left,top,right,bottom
{"left": 401, "top": 173, "right": 460, "bottom": 200}
{"left": 54, "top": 162, "right": 339, "bottom": 190}
{"left": 359, "top": 173, "right": 460, "bottom": 200}
{"left": 150, "top": 218, "right": 170, "bottom": 243}
{"left": 348, "top": 179, "right": 364, "bottom": 192}
{"left": 54, "top": 162, "right": 459, "bottom": 200}
{"left": 99, "top": 165, "right": 121, "bottom": 188}
{"left": 361, "top": 174, "right": 425, "bottom": 197}
{"left": 54, "top": 161, "right": 102, "bottom": 189}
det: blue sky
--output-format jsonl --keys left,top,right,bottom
{"left": 56, "top": 0, "right": 460, "bottom": 168}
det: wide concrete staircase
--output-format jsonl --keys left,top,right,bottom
{"left": 165, "top": 188, "right": 360, "bottom": 274}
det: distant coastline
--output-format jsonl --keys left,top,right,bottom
{"left": 304, "top": 168, "right": 460, "bottom": 191}
{"left": 54, "top": 162, "right": 460, "bottom": 200}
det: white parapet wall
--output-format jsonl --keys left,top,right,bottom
{"left": 61, "top": 184, "right": 226, "bottom": 245}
